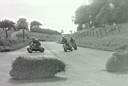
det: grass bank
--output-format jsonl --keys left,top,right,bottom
{"left": 0, "top": 39, "right": 29, "bottom": 52}
{"left": 73, "top": 23, "right": 128, "bottom": 51}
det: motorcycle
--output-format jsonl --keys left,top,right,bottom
{"left": 63, "top": 43, "right": 73, "bottom": 52}
{"left": 27, "top": 43, "right": 45, "bottom": 53}
{"left": 71, "top": 42, "right": 77, "bottom": 50}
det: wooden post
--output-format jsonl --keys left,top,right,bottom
{"left": 92, "top": 29, "right": 95, "bottom": 37}
{"left": 87, "top": 31, "right": 89, "bottom": 36}
{"left": 104, "top": 28, "right": 108, "bottom": 36}
{"left": 5, "top": 30, "right": 8, "bottom": 39}
{"left": 116, "top": 25, "right": 120, "bottom": 32}
{"left": 23, "top": 29, "right": 25, "bottom": 41}
{"left": 90, "top": 31, "right": 92, "bottom": 36}
{"left": 96, "top": 30, "right": 99, "bottom": 38}
{"left": 99, "top": 29, "right": 102, "bottom": 37}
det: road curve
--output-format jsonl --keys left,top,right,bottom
{"left": 0, "top": 42, "right": 128, "bottom": 86}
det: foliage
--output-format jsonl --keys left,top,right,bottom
{"left": 75, "top": 0, "right": 128, "bottom": 31}
{"left": 0, "top": 19, "right": 15, "bottom": 29}
{"left": 0, "top": 19, "right": 15, "bottom": 39}
{"left": 75, "top": 5, "right": 90, "bottom": 24}
{"left": 75, "top": 0, "right": 106, "bottom": 28}
{"left": 30, "top": 21, "right": 42, "bottom": 31}
{"left": 96, "top": 0, "right": 128, "bottom": 25}
{"left": 16, "top": 18, "right": 28, "bottom": 30}
{"left": 16, "top": 18, "right": 28, "bottom": 41}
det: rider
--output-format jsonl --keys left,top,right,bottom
{"left": 61, "top": 36, "right": 68, "bottom": 44}
{"left": 61, "top": 36, "right": 71, "bottom": 47}
{"left": 70, "top": 37, "right": 77, "bottom": 49}
{"left": 70, "top": 37, "right": 75, "bottom": 44}
{"left": 29, "top": 38, "right": 41, "bottom": 48}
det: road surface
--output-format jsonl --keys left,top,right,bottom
{"left": 0, "top": 42, "right": 128, "bottom": 86}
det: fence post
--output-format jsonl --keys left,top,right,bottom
{"left": 92, "top": 29, "right": 95, "bottom": 37}
{"left": 104, "top": 28, "right": 108, "bottom": 36}
{"left": 87, "top": 31, "right": 89, "bottom": 36}
{"left": 95, "top": 30, "right": 98, "bottom": 38}
{"left": 116, "top": 25, "right": 120, "bottom": 32}
{"left": 99, "top": 29, "right": 102, "bottom": 37}
{"left": 89, "top": 30, "right": 91, "bottom": 36}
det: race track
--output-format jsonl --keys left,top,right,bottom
{"left": 0, "top": 42, "right": 128, "bottom": 86}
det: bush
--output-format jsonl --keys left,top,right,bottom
{"left": 106, "top": 52, "right": 128, "bottom": 73}
{"left": 10, "top": 56, "right": 65, "bottom": 80}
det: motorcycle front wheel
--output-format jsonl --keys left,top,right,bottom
{"left": 27, "top": 48, "right": 32, "bottom": 53}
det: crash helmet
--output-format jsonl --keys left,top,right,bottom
{"left": 31, "top": 37, "right": 36, "bottom": 41}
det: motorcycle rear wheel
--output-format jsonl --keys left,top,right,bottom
{"left": 40, "top": 48, "right": 45, "bottom": 53}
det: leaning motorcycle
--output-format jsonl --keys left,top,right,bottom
{"left": 71, "top": 42, "right": 77, "bottom": 50}
{"left": 63, "top": 43, "right": 73, "bottom": 52}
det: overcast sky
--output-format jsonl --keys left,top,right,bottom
{"left": 0, "top": 0, "right": 91, "bottom": 33}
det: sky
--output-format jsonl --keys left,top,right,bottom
{"left": 0, "top": 0, "right": 92, "bottom": 33}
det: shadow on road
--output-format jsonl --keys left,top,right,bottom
{"left": 8, "top": 76, "right": 67, "bottom": 84}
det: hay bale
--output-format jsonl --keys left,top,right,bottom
{"left": 106, "top": 52, "right": 128, "bottom": 73}
{"left": 10, "top": 56, "right": 65, "bottom": 80}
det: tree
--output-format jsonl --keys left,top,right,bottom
{"left": 75, "top": 0, "right": 106, "bottom": 30}
{"left": 69, "top": 30, "right": 73, "bottom": 34}
{"left": 74, "top": 0, "right": 128, "bottom": 31}
{"left": 60, "top": 29, "right": 64, "bottom": 34}
{"left": 75, "top": 5, "right": 90, "bottom": 24}
{"left": 30, "top": 21, "right": 42, "bottom": 31}
{"left": 0, "top": 19, "right": 15, "bottom": 39}
{"left": 16, "top": 18, "right": 28, "bottom": 41}
{"left": 96, "top": 0, "right": 128, "bottom": 25}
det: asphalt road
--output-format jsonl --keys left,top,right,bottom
{"left": 0, "top": 42, "right": 128, "bottom": 86}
